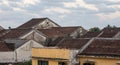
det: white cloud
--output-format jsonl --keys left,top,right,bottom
{"left": 16, "top": 0, "right": 40, "bottom": 7}
{"left": 63, "top": 0, "right": 99, "bottom": 11}
{"left": 63, "top": 2, "right": 78, "bottom": 8}
{"left": 0, "top": 10, "right": 3, "bottom": 13}
{"left": 1, "top": 0, "right": 9, "bottom": 6}
{"left": 107, "top": 4, "right": 120, "bottom": 9}
{"left": 107, "top": 0, "right": 120, "bottom": 2}
{"left": 97, "top": 11, "right": 120, "bottom": 20}
{"left": 44, "top": 7, "right": 71, "bottom": 14}
{"left": 58, "top": 15, "right": 66, "bottom": 19}
{"left": 13, "top": 7, "right": 26, "bottom": 12}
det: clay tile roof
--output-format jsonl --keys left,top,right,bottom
{"left": 81, "top": 31, "right": 101, "bottom": 38}
{"left": 99, "top": 28, "right": 120, "bottom": 38}
{"left": 0, "top": 26, "right": 4, "bottom": 31}
{"left": 49, "top": 37, "right": 64, "bottom": 46}
{"left": 102, "top": 27, "right": 120, "bottom": 32}
{"left": 57, "top": 38, "right": 90, "bottom": 49}
{"left": 0, "top": 41, "right": 13, "bottom": 51}
{"left": 99, "top": 31, "right": 118, "bottom": 38}
{"left": 80, "top": 39, "right": 120, "bottom": 57}
{"left": 38, "top": 29, "right": 65, "bottom": 37}
{"left": 52, "top": 27, "right": 80, "bottom": 34}
{"left": 0, "top": 29, "right": 32, "bottom": 40}
{"left": 0, "top": 29, "right": 10, "bottom": 37}
{"left": 17, "top": 18, "right": 47, "bottom": 29}
{"left": 38, "top": 27, "right": 80, "bottom": 37}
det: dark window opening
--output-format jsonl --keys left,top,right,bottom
{"left": 38, "top": 60, "right": 48, "bottom": 65}
{"left": 83, "top": 63, "right": 95, "bottom": 65}
{"left": 58, "top": 62, "right": 67, "bottom": 65}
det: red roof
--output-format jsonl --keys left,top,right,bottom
{"left": 17, "top": 18, "right": 47, "bottom": 29}
{"left": 80, "top": 39, "right": 120, "bottom": 57}
{"left": 81, "top": 31, "right": 101, "bottom": 38}
{"left": 0, "top": 41, "right": 13, "bottom": 51}
{"left": 52, "top": 27, "right": 80, "bottom": 34}
{"left": 99, "top": 28, "right": 120, "bottom": 38}
{"left": 38, "top": 27, "right": 80, "bottom": 37}
{"left": 57, "top": 38, "right": 90, "bottom": 49}
{"left": 0, "top": 29, "right": 32, "bottom": 40}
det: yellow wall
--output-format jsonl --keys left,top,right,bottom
{"left": 80, "top": 57, "right": 120, "bottom": 65}
{"left": 32, "top": 48, "right": 70, "bottom": 59}
{"left": 32, "top": 59, "right": 68, "bottom": 65}
{"left": 32, "top": 59, "right": 38, "bottom": 65}
{"left": 49, "top": 60, "right": 58, "bottom": 65}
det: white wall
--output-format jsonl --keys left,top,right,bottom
{"left": 0, "top": 40, "right": 43, "bottom": 63}
{"left": 16, "top": 40, "right": 43, "bottom": 62}
{"left": 0, "top": 52, "right": 15, "bottom": 63}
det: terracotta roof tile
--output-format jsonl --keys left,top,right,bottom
{"left": 38, "top": 27, "right": 80, "bottom": 37}
{"left": 38, "top": 29, "right": 65, "bottom": 37}
{"left": 0, "top": 29, "right": 10, "bottom": 37}
{"left": 99, "top": 31, "right": 118, "bottom": 38}
{"left": 80, "top": 39, "right": 120, "bottom": 57}
{"left": 0, "top": 29, "right": 32, "bottom": 40}
{"left": 52, "top": 27, "right": 80, "bottom": 34}
{"left": 17, "top": 18, "right": 47, "bottom": 29}
{"left": 57, "top": 38, "right": 90, "bottom": 49}
{"left": 81, "top": 32, "right": 101, "bottom": 38}
{"left": 48, "top": 37, "right": 64, "bottom": 46}
{"left": 99, "top": 28, "right": 120, "bottom": 38}
{"left": 0, "top": 41, "right": 13, "bottom": 51}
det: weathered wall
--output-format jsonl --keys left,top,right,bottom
{"left": 0, "top": 52, "right": 15, "bottom": 63}
{"left": 69, "top": 50, "right": 79, "bottom": 65}
{"left": 70, "top": 27, "right": 87, "bottom": 38}
{"left": 33, "top": 31, "right": 46, "bottom": 45}
{"left": 21, "top": 30, "right": 46, "bottom": 45}
{"left": 32, "top": 59, "right": 69, "bottom": 65}
{"left": 36, "top": 19, "right": 59, "bottom": 29}
{"left": 32, "top": 59, "right": 38, "bottom": 65}
{"left": 80, "top": 57, "right": 120, "bottom": 65}
{"left": 16, "top": 40, "right": 43, "bottom": 62}
{"left": 32, "top": 48, "right": 70, "bottom": 60}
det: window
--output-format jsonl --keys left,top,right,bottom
{"left": 83, "top": 63, "right": 95, "bottom": 65}
{"left": 58, "top": 62, "right": 67, "bottom": 65}
{"left": 38, "top": 60, "right": 48, "bottom": 65}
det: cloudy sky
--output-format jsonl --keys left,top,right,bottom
{"left": 0, "top": 0, "right": 120, "bottom": 29}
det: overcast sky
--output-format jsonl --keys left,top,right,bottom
{"left": 0, "top": 0, "right": 120, "bottom": 29}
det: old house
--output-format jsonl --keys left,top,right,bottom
{"left": 32, "top": 38, "right": 120, "bottom": 65}
{"left": 81, "top": 27, "right": 120, "bottom": 38}
{"left": 99, "top": 28, "right": 120, "bottom": 38}
{"left": 17, "top": 18, "right": 60, "bottom": 29}
{"left": 36, "top": 26, "right": 87, "bottom": 46}
{"left": 0, "top": 18, "right": 68, "bottom": 65}
{"left": 32, "top": 38, "right": 90, "bottom": 65}
{"left": 0, "top": 39, "right": 43, "bottom": 65}
{"left": 79, "top": 38, "right": 120, "bottom": 65}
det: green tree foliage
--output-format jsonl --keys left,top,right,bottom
{"left": 20, "top": 60, "right": 32, "bottom": 65}
{"left": 89, "top": 27, "right": 100, "bottom": 32}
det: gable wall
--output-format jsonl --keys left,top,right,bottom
{"left": 70, "top": 28, "right": 87, "bottom": 38}
{"left": 35, "top": 19, "right": 59, "bottom": 29}
{"left": 16, "top": 40, "right": 43, "bottom": 62}
{"left": 20, "top": 30, "right": 46, "bottom": 45}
